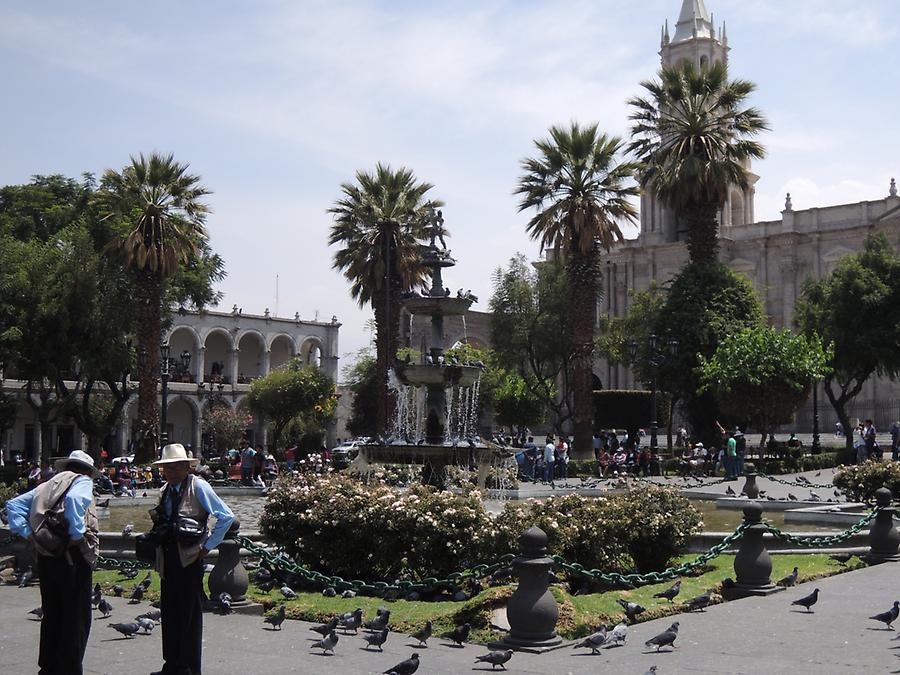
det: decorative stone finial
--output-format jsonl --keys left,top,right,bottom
{"left": 875, "top": 487, "right": 893, "bottom": 508}
{"left": 294, "top": 312, "right": 300, "bottom": 322}
{"left": 784, "top": 193, "right": 793, "bottom": 212}
{"left": 742, "top": 502, "right": 763, "bottom": 523}
{"left": 519, "top": 526, "right": 549, "bottom": 557}
{"left": 890, "top": 178, "right": 897, "bottom": 198}
{"left": 264, "top": 308, "right": 270, "bottom": 320}
{"left": 331, "top": 315, "right": 338, "bottom": 324}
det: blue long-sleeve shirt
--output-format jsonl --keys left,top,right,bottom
{"left": 6, "top": 475, "right": 94, "bottom": 541}
{"left": 163, "top": 477, "right": 235, "bottom": 551}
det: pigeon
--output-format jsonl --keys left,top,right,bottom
{"left": 645, "top": 621, "right": 679, "bottom": 651}
{"left": 112, "top": 585, "right": 125, "bottom": 597}
{"left": 684, "top": 591, "right": 712, "bottom": 612}
{"left": 340, "top": 608, "right": 363, "bottom": 633}
{"left": 321, "top": 587, "right": 336, "bottom": 597}
{"left": 139, "top": 572, "right": 153, "bottom": 590}
{"left": 830, "top": 553, "right": 854, "bottom": 565}
{"left": 834, "top": 490, "right": 842, "bottom": 499}
{"left": 96, "top": 498, "right": 110, "bottom": 508}
{"left": 129, "top": 585, "right": 144, "bottom": 604}
{"left": 312, "top": 617, "right": 339, "bottom": 637}
{"left": 17, "top": 567, "right": 33, "bottom": 588}
{"left": 363, "top": 627, "right": 389, "bottom": 651}
{"left": 280, "top": 585, "right": 296, "bottom": 600}
{"left": 652, "top": 579, "right": 681, "bottom": 603}
{"left": 312, "top": 630, "right": 339, "bottom": 655}
{"left": 617, "top": 599, "right": 646, "bottom": 623}
{"left": 442, "top": 622, "right": 471, "bottom": 646}
{"left": 92, "top": 583, "right": 102, "bottom": 607}
{"left": 725, "top": 485, "right": 735, "bottom": 496}
{"left": 645, "top": 667, "right": 658, "bottom": 675}
{"left": 791, "top": 588, "right": 820, "bottom": 612}
{"left": 383, "top": 653, "right": 420, "bottom": 675}
{"left": 98, "top": 598, "right": 113, "bottom": 617}
{"left": 809, "top": 491, "right": 822, "bottom": 502}
{"left": 474, "top": 649, "right": 513, "bottom": 670}
{"left": 217, "top": 592, "right": 232, "bottom": 615}
{"left": 797, "top": 476, "right": 810, "bottom": 485}
{"left": 136, "top": 609, "right": 161, "bottom": 622}
{"left": 27, "top": 607, "right": 43, "bottom": 620}
{"left": 263, "top": 605, "right": 286, "bottom": 630}
{"left": 122, "top": 523, "right": 134, "bottom": 537}
{"left": 256, "top": 579, "right": 275, "bottom": 592}
{"left": 108, "top": 621, "right": 140, "bottom": 638}
{"left": 604, "top": 622, "right": 628, "bottom": 647}
{"left": 777, "top": 567, "right": 799, "bottom": 587}
{"left": 870, "top": 601, "right": 900, "bottom": 629}
{"left": 136, "top": 617, "right": 156, "bottom": 633}
{"left": 787, "top": 493, "right": 798, "bottom": 501}
{"left": 575, "top": 627, "right": 608, "bottom": 654}
{"left": 409, "top": 620, "right": 432, "bottom": 647}
{"left": 365, "top": 609, "right": 390, "bottom": 631}
{"left": 119, "top": 568, "right": 139, "bottom": 580}
{"left": 341, "top": 589, "right": 356, "bottom": 599}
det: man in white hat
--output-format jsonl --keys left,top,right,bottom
{"left": 5, "top": 450, "right": 99, "bottom": 675}
{"left": 150, "top": 443, "right": 234, "bottom": 675}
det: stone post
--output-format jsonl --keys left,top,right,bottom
{"left": 722, "top": 503, "right": 784, "bottom": 600}
{"left": 207, "top": 519, "right": 254, "bottom": 611}
{"left": 861, "top": 487, "right": 900, "bottom": 565}
{"left": 491, "top": 526, "right": 562, "bottom": 653}
{"left": 742, "top": 471, "right": 760, "bottom": 500}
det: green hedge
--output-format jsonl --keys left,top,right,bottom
{"left": 833, "top": 461, "right": 900, "bottom": 502}
{"left": 593, "top": 390, "right": 671, "bottom": 431}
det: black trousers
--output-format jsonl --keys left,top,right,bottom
{"left": 160, "top": 544, "right": 204, "bottom": 674}
{"left": 37, "top": 549, "right": 92, "bottom": 675}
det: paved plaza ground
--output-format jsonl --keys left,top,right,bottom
{"left": 3, "top": 560, "right": 900, "bottom": 674}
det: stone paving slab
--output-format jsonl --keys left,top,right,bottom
{"left": 3, "top": 561, "right": 900, "bottom": 674}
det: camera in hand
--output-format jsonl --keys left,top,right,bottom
{"left": 134, "top": 523, "right": 173, "bottom": 562}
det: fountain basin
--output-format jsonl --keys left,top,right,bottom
{"left": 358, "top": 443, "right": 492, "bottom": 466}
{"left": 402, "top": 296, "right": 473, "bottom": 316}
{"left": 395, "top": 363, "right": 482, "bottom": 388}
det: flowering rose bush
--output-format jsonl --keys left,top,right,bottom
{"left": 259, "top": 473, "right": 494, "bottom": 580}
{"left": 833, "top": 461, "right": 900, "bottom": 502}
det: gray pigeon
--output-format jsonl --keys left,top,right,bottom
{"left": 645, "top": 667, "right": 658, "bottom": 675}
{"left": 409, "top": 620, "right": 432, "bottom": 646}
{"left": 363, "top": 627, "right": 389, "bottom": 651}
{"left": 119, "top": 568, "right": 139, "bottom": 580}
{"left": 616, "top": 598, "right": 646, "bottom": 623}
{"left": 684, "top": 591, "right": 712, "bottom": 612}
{"left": 652, "top": 579, "right": 681, "bottom": 603}
{"left": 112, "top": 584, "right": 125, "bottom": 597}
{"left": 136, "top": 617, "right": 156, "bottom": 633}
{"left": 311, "top": 617, "right": 339, "bottom": 637}
{"left": 98, "top": 598, "right": 113, "bottom": 618}
{"left": 108, "top": 621, "right": 140, "bottom": 638}
{"left": 139, "top": 572, "right": 153, "bottom": 590}
{"left": 383, "top": 653, "right": 419, "bottom": 675}
{"left": 129, "top": 585, "right": 144, "bottom": 604}
{"left": 645, "top": 621, "right": 679, "bottom": 651}
{"left": 122, "top": 523, "right": 134, "bottom": 537}
{"left": 136, "top": 609, "right": 161, "bottom": 622}
{"left": 604, "top": 622, "right": 628, "bottom": 647}
{"left": 280, "top": 585, "right": 296, "bottom": 600}
{"left": 27, "top": 607, "right": 43, "bottom": 620}
{"left": 340, "top": 608, "right": 363, "bottom": 633}
{"left": 830, "top": 553, "right": 853, "bottom": 565}
{"left": 92, "top": 583, "right": 102, "bottom": 607}
{"left": 787, "top": 493, "right": 798, "bottom": 501}
{"left": 17, "top": 567, "right": 33, "bottom": 587}
{"left": 869, "top": 601, "right": 900, "bottom": 629}
{"left": 365, "top": 609, "right": 390, "bottom": 631}
{"left": 777, "top": 567, "right": 799, "bottom": 587}
{"left": 442, "top": 622, "right": 470, "bottom": 646}
{"left": 321, "top": 587, "right": 336, "bottom": 597}
{"left": 725, "top": 485, "right": 735, "bottom": 496}
{"left": 217, "top": 592, "right": 232, "bottom": 615}
{"left": 341, "top": 589, "right": 356, "bottom": 599}
{"left": 263, "top": 605, "right": 286, "bottom": 630}
{"left": 791, "top": 588, "right": 819, "bottom": 612}
{"left": 575, "top": 627, "right": 607, "bottom": 654}
{"left": 474, "top": 649, "right": 513, "bottom": 670}
{"left": 312, "top": 630, "right": 339, "bottom": 655}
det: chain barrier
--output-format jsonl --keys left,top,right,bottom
{"left": 552, "top": 522, "right": 750, "bottom": 587}
{"left": 236, "top": 535, "right": 515, "bottom": 595}
{"left": 761, "top": 508, "right": 879, "bottom": 547}
{"left": 0, "top": 536, "right": 13, "bottom": 548}
{"left": 96, "top": 555, "right": 152, "bottom": 571}
{"left": 756, "top": 472, "right": 833, "bottom": 490}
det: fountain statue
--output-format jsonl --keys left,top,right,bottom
{"left": 351, "top": 209, "right": 502, "bottom": 488}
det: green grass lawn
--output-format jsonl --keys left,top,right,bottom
{"left": 92, "top": 553, "right": 863, "bottom": 642}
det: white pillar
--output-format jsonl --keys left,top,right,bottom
{"left": 262, "top": 350, "right": 271, "bottom": 375}
{"left": 230, "top": 348, "right": 240, "bottom": 384}
{"left": 196, "top": 348, "right": 206, "bottom": 384}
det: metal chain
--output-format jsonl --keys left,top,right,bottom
{"left": 96, "top": 555, "right": 152, "bottom": 571}
{"left": 760, "top": 508, "right": 879, "bottom": 547}
{"left": 757, "top": 472, "right": 833, "bottom": 490}
{"left": 236, "top": 535, "right": 515, "bottom": 594}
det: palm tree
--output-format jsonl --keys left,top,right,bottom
{"left": 516, "top": 122, "right": 639, "bottom": 458}
{"left": 328, "top": 163, "right": 440, "bottom": 436}
{"left": 100, "top": 153, "right": 211, "bottom": 462}
{"left": 628, "top": 61, "right": 769, "bottom": 263}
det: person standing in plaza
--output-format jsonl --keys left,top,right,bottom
{"left": 150, "top": 443, "right": 235, "bottom": 675}
{"left": 543, "top": 435, "right": 555, "bottom": 484}
{"left": 5, "top": 450, "right": 99, "bottom": 675}
{"left": 522, "top": 436, "right": 538, "bottom": 482}
{"left": 891, "top": 420, "right": 900, "bottom": 461}
{"left": 239, "top": 440, "right": 255, "bottom": 485}
{"left": 725, "top": 432, "right": 737, "bottom": 480}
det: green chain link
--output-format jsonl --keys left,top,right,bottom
{"left": 96, "top": 555, "right": 152, "bottom": 571}
{"left": 760, "top": 508, "right": 879, "bottom": 547}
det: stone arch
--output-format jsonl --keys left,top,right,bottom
{"left": 236, "top": 329, "right": 266, "bottom": 381}
{"left": 165, "top": 396, "right": 198, "bottom": 448}
{"left": 203, "top": 328, "right": 235, "bottom": 383}
{"left": 299, "top": 336, "right": 324, "bottom": 368}
{"left": 270, "top": 333, "right": 297, "bottom": 370}
{"left": 730, "top": 189, "right": 745, "bottom": 227}
{"left": 167, "top": 326, "right": 201, "bottom": 382}
{"left": 700, "top": 54, "right": 709, "bottom": 69}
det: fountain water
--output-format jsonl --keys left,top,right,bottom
{"left": 352, "top": 209, "right": 502, "bottom": 488}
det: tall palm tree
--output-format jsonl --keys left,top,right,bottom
{"left": 516, "top": 122, "right": 639, "bottom": 458}
{"left": 100, "top": 153, "right": 211, "bottom": 462}
{"left": 328, "top": 163, "right": 440, "bottom": 436}
{"left": 628, "top": 61, "right": 769, "bottom": 263}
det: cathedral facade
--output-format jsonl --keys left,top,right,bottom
{"left": 598, "top": 0, "right": 900, "bottom": 430}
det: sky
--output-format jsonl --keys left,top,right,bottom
{"left": 1, "top": 0, "right": 898, "bottom": 380}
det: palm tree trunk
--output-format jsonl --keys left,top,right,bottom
{"left": 567, "top": 248, "right": 600, "bottom": 459}
{"left": 134, "top": 269, "right": 162, "bottom": 463}
{"left": 683, "top": 202, "right": 721, "bottom": 263}
{"left": 372, "top": 288, "right": 390, "bottom": 437}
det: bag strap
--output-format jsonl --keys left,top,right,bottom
{"left": 46, "top": 473, "right": 82, "bottom": 513}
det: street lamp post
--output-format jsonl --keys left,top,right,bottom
{"left": 811, "top": 379, "right": 821, "bottom": 454}
{"left": 627, "top": 334, "right": 678, "bottom": 454}
{"left": 160, "top": 342, "right": 171, "bottom": 445}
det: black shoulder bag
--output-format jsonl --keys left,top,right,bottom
{"left": 32, "top": 476, "right": 79, "bottom": 557}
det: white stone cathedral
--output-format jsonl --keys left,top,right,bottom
{"left": 598, "top": 0, "right": 900, "bottom": 430}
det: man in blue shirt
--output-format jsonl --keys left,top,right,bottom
{"left": 150, "top": 443, "right": 234, "bottom": 675}
{"left": 6, "top": 450, "right": 99, "bottom": 675}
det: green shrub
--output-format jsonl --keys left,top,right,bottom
{"left": 0, "top": 479, "right": 26, "bottom": 508}
{"left": 833, "top": 461, "right": 900, "bottom": 502}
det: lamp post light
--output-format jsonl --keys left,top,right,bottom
{"left": 197, "top": 381, "right": 226, "bottom": 404}
{"left": 160, "top": 342, "right": 171, "bottom": 445}
{"left": 811, "top": 379, "right": 821, "bottom": 455}
{"left": 627, "top": 334, "right": 679, "bottom": 454}
{"left": 180, "top": 350, "right": 192, "bottom": 380}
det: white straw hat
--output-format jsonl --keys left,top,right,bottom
{"left": 54, "top": 450, "right": 98, "bottom": 476}
{"left": 153, "top": 443, "right": 199, "bottom": 466}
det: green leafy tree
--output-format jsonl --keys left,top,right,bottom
{"left": 698, "top": 327, "right": 832, "bottom": 440}
{"left": 493, "top": 371, "right": 547, "bottom": 432}
{"left": 489, "top": 254, "right": 570, "bottom": 435}
{"left": 628, "top": 61, "right": 769, "bottom": 263}
{"left": 202, "top": 405, "right": 252, "bottom": 454}
{"left": 795, "top": 233, "right": 900, "bottom": 449}
{"left": 342, "top": 347, "right": 379, "bottom": 439}
{"left": 99, "top": 153, "right": 213, "bottom": 462}
{"left": 246, "top": 358, "right": 336, "bottom": 453}
{"left": 516, "top": 122, "right": 639, "bottom": 457}
{"left": 328, "top": 164, "right": 441, "bottom": 437}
